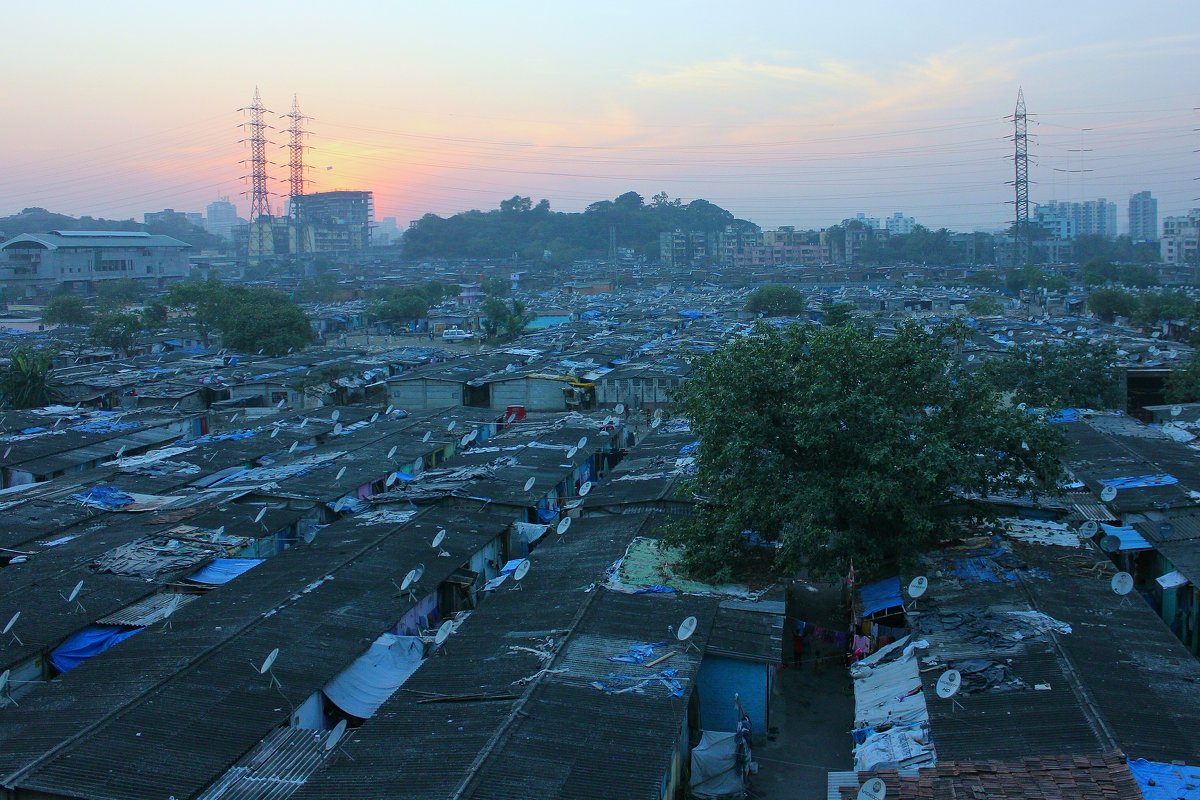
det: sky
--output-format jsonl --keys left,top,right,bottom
{"left": 1, "top": 1, "right": 1197, "bottom": 233}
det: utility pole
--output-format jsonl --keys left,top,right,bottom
{"left": 282, "top": 95, "right": 309, "bottom": 220}
{"left": 1010, "top": 88, "right": 1032, "bottom": 266}
{"left": 239, "top": 88, "right": 274, "bottom": 260}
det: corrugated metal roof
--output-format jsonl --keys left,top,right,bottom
{"left": 96, "top": 592, "right": 200, "bottom": 627}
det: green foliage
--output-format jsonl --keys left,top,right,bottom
{"left": 980, "top": 340, "right": 1122, "bottom": 409}
{"left": 966, "top": 295, "right": 1003, "bottom": 316}
{"left": 1118, "top": 263, "right": 1158, "bottom": 288}
{"left": 1134, "top": 291, "right": 1194, "bottom": 327}
{"left": 373, "top": 294, "right": 430, "bottom": 327}
{"left": 0, "top": 347, "right": 59, "bottom": 409}
{"left": 402, "top": 192, "right": 754, "bottom": 262}
{"left": 965, "top": 271, "right": 1000, "bottom": 288}
{"left": 1081, "top": 260, "right": 1120, "bottom": 286}
{"left": 164, "top": 279, "right": 312, "bottom": 355}
{"left": 481, "top": 297, "right": 534, "bottom": 342}
{"left": 89, "top": 312, "right": 142, "bottom": 355}
{"left": 665, "top": 322, "right": 1065, "bottom": 581}
{"left": 1166, "top": 353, "right": 1200, "bottom": 404}
{"left": 745, "top": 285, "right": 805, "bottom": 316}
{"left": 295, "top": 273, "right": 340, "bottom": 302}
{"left": 1086, "top": 288, "right": 1140, "bottom": 323}
{"left": 141, "top": 301, "right": 169, "bottom": 328}
{"left": 821, "top": 301, "right": 855, "bottom": 327}
{"left": 43, "top": 295, "right": 92, "bottom": 326}
{"left": 481, "top": 276, "right": 510, "bottom": 297}
{"left": 1005, "top": 264, "right": 1048, "bottom": 292}
{"left": 96, "top": 278, "right": 146, "bottom": 309}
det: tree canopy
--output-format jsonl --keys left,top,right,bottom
{"left": 966, "top": 295, "right": 1003, "bottom": 316}
{"left": 89, "top": 312, "right": 142, "bottom": 355}
{"left": 0, "top": 348, "right": 59, "bottom": 409}
{"left": 666, "top": 321, "right": 1064, "bottom": 581}
{"left": 980, "top": 340, "right": 1122, "bottom": 409}
{"left": 1086, "top": 288, "right": 1140, "bottom": 323}
{"left": 745, "top": 285, "right": 805, "bottom": 316}
{"left": 43, "top": 295, "right": 92, "bottom": 326}
{"left": 165, "top": 280, "right": 313, "bottom": 355}
{"left": 821, "top": 301, "right": 855, "bottom": 327}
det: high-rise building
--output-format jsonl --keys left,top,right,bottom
{"left": 205, "top": 198, "right": 239, "bottom": 241}
{"left": 292, "top": 191, "right": 374, "bottom": 251}
{"left": 1128, "top": 191, "right": 1158, "bottom": 242}
{"left": 885, "top": 212, "right": 916, "bottom": 235}
{"left": 1035, "top": 199, "right": 1118, "bottom": 239}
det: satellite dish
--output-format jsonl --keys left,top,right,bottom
{"left": 434, "top": 620, "right": 454, "bottom": 646}
{"left": 254, "top": 507, "right": 268, "bottom": 523}
{"left": 1100, "top": 486, "right": 1117, "bottom": 502}
{"left": 1171, "top": 405, "right": 1183, "bottom": 417}
{"left": 116, "top": 445, "right": 127, "bottom": 458}
{"left": 400, "top": 569, "right": 418, "bottom": 592}
{"left": 1017, "top": 402, "right": 1027, "bottom": 411}
{"left": 653, "top": 409, "right": 664, "bottom": 421}
{"left": 579, "top": 481, "right": 593, "bottom": 497}
{"left": 2, "top": 612, "right": 19, "bottom": 635}
{"left": 277, "top": 398, "right": 286, "bottom": 409}
{"left": 935, "top": 669, "right": 962, "bottom": 699}
{"left": 513, "top": 560, "right": 531, "bottom": 581}
{"left": 68, "top": 580, "right": 84, "bottom": 603}
{"left": 334, "top": 422, "right": 343, "bottom": 435}
{"left": 370, "top": 413, "right": 379, "bottom": 423}
{"left": 300, "top": 418, "right": 309, "bottom": 428}
{"left": 677, "top": 615, "right": 698, "bottom": 641}
{"left": 386, "top": 473, "right": 398, "bottom": 487}
{"left": 0, "top": 669, "right": 9, "bottom": 694}
{"left": 421, "top": 432, "right": 432, "bottom": 443}
{"left": 447, "top": 420, "right": 457, "bottom": 432}
{"left": 460, "top": 434, "right": 472, "bottom": 447}
{"left": 1081, "top": 520, "right": 1099, "bottom": 536}
{"left": 615, "top": 403, "right": 626, "bottom": 415}
{"left": 230, "top": 413, "right": 239, "bottom": 423}
{"left": 567, "top": 446, "right": 578, "bottom": 459}
{"left": 1100, "top": 535, "right": 1122, "bottom": 553}
{"left": 467, "top": 430, "right": 478, "bottom": 443}
{"left": 577, "top": 436, "right": 588, "bottom": 449}
{"left": 856, "top": 777, "right": 887, "bottom": 800}
{"left": 556, "top": 517, "right": 572, "bottom": 535}
{"left": 386, "top": 405, "right": 395, "bottom": 415}
{"left": 523, "top": 477, "right": 536, "bottom": 492}
{"left": 431, "top": 529, "right": 446, "bottom": 548}
{"left": 331, "top": 410, "right": 341, "bottom": 422}
{"left": 289, "top": 441, "right": 298, "bottom": 453}
{"left": 1149, "top": 345, "right": 1160, "bottom": 356}
{"left": 967, "top": 354, "right": 975, "bottom": 362}
{"left": 336, "top": 466, "right": 346, "bottom": 480}
{"left": 1111, "top": 571, "right": 1134, "bottom": 596}
{"left": 325, "top": 718, "right": 347, "bottom": 752}
{"left": 650, "top": 418, "right": 661, "bottom": 429}
{"left": 1152, "top": 330, "right": 1161, "bottom": 339}
{"left": 907, "top": 576, "right": 928, "bottom": 599}
{"left": 259, "top": 647, "right": 280, "bottom": 675}
{"left": 388, "top": 446, "right": 398, "bottom": 459}
{"left": 270, "top": 427, "right": 280, "bottom": 438}
{"left": 412, "top": 564, "right": 425, "bottom": 582}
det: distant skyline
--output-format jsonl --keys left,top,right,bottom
{"left": 1, "top": 1, "right": 1197, "bottom": 233}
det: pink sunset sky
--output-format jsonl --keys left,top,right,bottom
{"left": 1, "top": 0, "right": 1197, "bottom": 232}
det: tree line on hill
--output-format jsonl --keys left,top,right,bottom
{"left": 0, "top": 207, "right": 224, "bottom": 251}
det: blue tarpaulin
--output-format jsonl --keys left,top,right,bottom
{"left": 1045, "top": 408, "right": 1084, "bottom": 423}
{"left": 186, "top": 558, "right": 264, "bottom": 585}
{"left": 1128, "top": 759, "right": 1200, "bottom": 800}
{"left": 1100, "top": 523, "right": 1153, "bottom": 551}
{"left": 608, "top": 642, "right": 669, "bottom": 664}
{"left": 678, "top": 309, "right": 703, "bottom": 319}
{"left": 69, "top": 485, "right": 135, "bottom": 510}
{"left": 50, "top": 625, "right": 144, "bottom": 672}
{"left": 858, "top": 576, "right": 903, "bottom": 617}
{"left": 1099, "top": 474, "right": 1179, "bottom": 489}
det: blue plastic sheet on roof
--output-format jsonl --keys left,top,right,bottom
{"left": 634, "top": 584, "right": 675, "bottom": 594}
{"left": 1128, "top": 759, "right": 1200, "bottom": 800}
{"left": 858, "top": 576, "right": 903, "bottom": 617}
{"left": 1100, "top": 523, "right": 1153, "bottom": 551}
{"left": 186, "top": 557, "right": 264, "bottom": 585}
{"left": 1045, "top": 408, "right": 1084, "bottom": 423}
{"left": 178, "top": 429, "right": 257, "bottom": 445}
{"left": 72, "top": 419, "right": 139, "bottom": 433}
{"left": 50, "top": 625, "right": 144, "bottom": 673}
{"left": 69, "top": 485, "right": 135, "bottom": 510}
{"left": 1099, "top": 474, "right": 1178, "bottom": 489}
{"left": 535, "top": 501, "right": 560, "bottom": 523}
{"left": 608, "top": 642, "right": 669, "bottom": 664}
{"left": 678, "top": 309, "right": 702, "bottom": 319}
{"left": 679, "top": 441, "right": 700, "bottom": 455}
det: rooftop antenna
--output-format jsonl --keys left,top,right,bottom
{"left": 511, "top": 558, "right": 531, "bottom": 590}
{"left": 936, "top": 668, "right": 964, "bottom": 712}
{"left": 336, "top": 466, "right": 347, "bottom": 481}
{"left": 270, "top": 427, "right": 280, "bottom": 438}
{"left": 459, "top": 433, "right": 472, "bottom": 448}
{"left": 431, "top": 529, "right": 449, "bottom": 557}
{"left": 615, "top": 403, "right": 626, "bottom": 415}
{"left": 556, "top": 516, "right": 572, "bottom": 537}
{"left": 905, "top": 575, "right": 928, "bottom": 612}
{"left": 289, "top": 441, "right": 299, "bottom": 454}
{"left": 566, "top": 446, "right": 578, "bottom": 459}
{"left": 61, "top": 580, "right": 86, "bottom": 613}
{"left": 331, "top": 410, "right": 340, "bottom": 422}
{"left": 579, "top": 481, "right": 593, "bottom": 497}
{"left": 1100, "top": 486, "right": 1118, "bottom": 503}
{"left": 253, "top": 647, "right": 283, "bottom": 689}
{"left": 421, "top": 431, "right": 432, "bottom": 443}
{"left": 324, "top": 718, "right": 352, "bottom": 763}
{"left": 385, "top": 472, "right": 398, "bottom": 488}
{"left": 1111, "top": 571, "right": 1135, "bottom": 606}
{"left": 387, "top": 446, "right": 398, "bottom": 459}
{"left": 397, "top": 564, "right": 424, "bottom": 603}
{"left": 3, "top": 611, "right": 22, "bottom": 646}
{"left": 576, "top": 436, "right": 588, "bottom": 450}
{"left": 159, "top": 593, "right": 183, "bottom": 632}
{"left": 254, "top": 507, "right": 268, "bottom": 524}
{"left": 386, "top": 405, "right": 395, "bottom": 415}
{"left": 676, "top": 614, "right": 700, "bottom": 654}
{"left": 447, "top": 420, "right": 457, "bottom": 433}
{"left": 333, "top": 422, "right": 343, "bottom": 436}
{"left": 370, "top": 413, "right": 379, "bottom": 423}
{"left": 856, "top": 777, "right": 887, "bottom": 800}
{"left": 433, "top": 619, "right": 454, "bottom": 653}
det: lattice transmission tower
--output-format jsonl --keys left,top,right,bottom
{"left": 282, "top": 95, "right": 310, "bottom": 219}
{"left": 239, "top": 87, "right": 274, "bottom": 221}
{"left": 1010, "top": 88, "right": 1031, "bottom": 266}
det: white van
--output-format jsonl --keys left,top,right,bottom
{"left": 441, "top": 328, "right": 474, "bottom": 342}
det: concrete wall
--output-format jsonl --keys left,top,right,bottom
{"left": 387, "top": 379, "right": 464, "bottom": 411}
{"left": 488, "top": 377, "right": 568, "bottom": 412}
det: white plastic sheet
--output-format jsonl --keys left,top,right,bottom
{"left": 324, "top": 634, "right": 425, "bottom": 718}
{"left": 689, "top": 730, "right": 745, "bottom": 798}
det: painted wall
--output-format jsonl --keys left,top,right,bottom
{"left": 697, "top": 656, "right": 770, "bottom": 739}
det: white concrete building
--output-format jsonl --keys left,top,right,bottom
{"left": 0, "top": 230, "right": 190, "bottom": 298}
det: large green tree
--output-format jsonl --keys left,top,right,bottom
{"left": 746, "top": 285, "right": 805, "bottom": 316}
{"left": 0, "top": 348, "right": 59, "bottom": 409}
{"left": 89, "top": 313, "right": 142, "bottom": 355}
{"left": 666, "top": 322, "right": 1065, "bottom": 581}
{"left": 1087, "top": 288, "right": 1139, "bottom": 323}
{"left": 980, "top": 340, "right": 1122, "bottom": 409}
{"left": 43, "top": 295, "right": 92, "bottom": 326}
